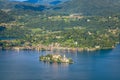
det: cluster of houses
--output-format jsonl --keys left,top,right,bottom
{"left": 48, "top": 13, "right": 83, "bottom": 20}
{"left": 39, "top": 54, "right": 73, "bottom": 63}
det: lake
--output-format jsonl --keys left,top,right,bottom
{"left": 0, "top": 45, "right": 120, "bottom": 80}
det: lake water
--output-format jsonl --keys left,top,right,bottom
{"left": 0, "top": 45, "right": 120, "bottom": 80}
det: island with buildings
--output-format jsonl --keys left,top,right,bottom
{"left": 39, "top": 54, "right": 73, "bottom": 64}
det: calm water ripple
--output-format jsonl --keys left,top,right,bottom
{"left": 0, "top": 45, "right": 120, "bottom": 80}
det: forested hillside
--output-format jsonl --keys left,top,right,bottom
{"left": 0, "top": 0, "right": 120, "bottom": 51}
{"left": 58, "top": 0, "right": 120, "bottom": 16}
{"left": 0, "top": 10, "right": 15, "bottom": 23}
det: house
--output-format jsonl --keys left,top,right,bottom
{"left": 69, "top": 13, "right": 83, "bottom": 19}
{"left": 52, "top": 54, "right": 61, "bottom": 59}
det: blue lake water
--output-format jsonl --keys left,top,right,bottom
{"left": 0, "top": 45, "right": 120, "bottom": 80}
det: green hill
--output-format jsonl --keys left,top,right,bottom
{"left": 1, "top": 0, "right": 120, "bottom": 16}
{"left": 0, "top": 0, "right": 120, "bottom": 50}
{"left": 58, "top": 0, "right": 120, "bottom": 16}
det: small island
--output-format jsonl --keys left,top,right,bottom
{"left": 39, "top": 54, "right": 73, "bottom": 64}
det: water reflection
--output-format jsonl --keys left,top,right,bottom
{"left": 43, "top": 62, "right": 69, "bottom": 71}
{"left": 41, "top": 62, "right": 69, "bottom": 80}
{"left": 0, "top": 45, "right": 120, "bottom": 80}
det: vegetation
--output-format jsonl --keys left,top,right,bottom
{"left": 58, "top": 0, "right": 120, "bottom": 16}
{"left": 0, "top": 0, "right": 120, "bottom": 51}
{"left": 39, "top": 54, "right": 73, "bottom": 63}
{"left": 0, "top": 10, "right": 15, "bottom": 23}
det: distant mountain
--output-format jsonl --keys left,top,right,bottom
{"left": 50, "top": 1, "right": 62, "bottom": 5}
{"left": 24, "top": 0, "right": 38, "bottom": 3}
{"left": 1, "top": 0, "right": 120, "bottom": 16}
{"left": 14, "top": 3, "right": 48, "bottom": 11}
{"left": 58, "top": 0, "right": 120, "bottom": 16}
{"left": 0, "top": 0, "right": 49, "bottom": 11}
{"left": 10, "top": 0, "right": 68, "bottom": 5}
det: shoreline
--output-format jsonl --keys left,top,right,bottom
{"left": 0, "top": 45, "right": 114, "bottom": 52}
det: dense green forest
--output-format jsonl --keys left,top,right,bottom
{"left": 0, "top": 0, "right": 120, "bottom": 51}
